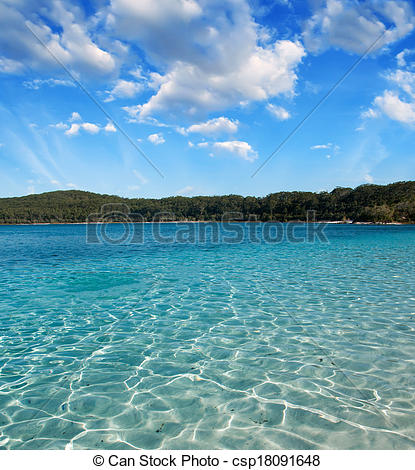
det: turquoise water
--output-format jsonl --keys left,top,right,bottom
{"left": 0, "top": 223, "right": 415, "bottom": 450}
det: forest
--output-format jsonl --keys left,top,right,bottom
{"left": 0, "top": 181, "right": 414, "bottom": 224}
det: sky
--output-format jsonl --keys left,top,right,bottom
{"left": 0, "top": 0, "right": 415, "bottom": 199}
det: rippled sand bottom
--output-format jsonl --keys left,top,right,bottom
{"left": 0, "top": 224, "right": 415, "bottom": 449}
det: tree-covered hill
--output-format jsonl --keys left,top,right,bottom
{"left": 1, "top": 181, "right": 415, "bottom": 224}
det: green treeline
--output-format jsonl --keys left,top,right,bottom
{"left": 1, "top": 181, "right": 415, "bottom": 224}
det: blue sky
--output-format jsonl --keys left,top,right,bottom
{"left": 0, "top": 0, "right": 415, "bottom": 198}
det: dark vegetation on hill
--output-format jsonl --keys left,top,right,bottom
{"left": 0, "top": 181, "right": 415, "bottom": 224}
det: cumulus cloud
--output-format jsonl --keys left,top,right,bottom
{"left": 65, "top": 121, "right": 114, "bottom": 135}
{"left": 396, "top": 49, "right": 412, "bottom": 67}
{"left": 185, "top": 117, "right": 239, "bottom": 135}
{"left": 385, "top": 69, "right": 415, "bottom": 98}
{"left": 193, "top": 139, "right": 257, "bottom": 161}
{"left": 104, "top": 121, "right": 117, "bottom": 132}
{"left": 80, "top": 122, "right": 100, "bottom": 134}
{"left": 212, "top": 141, "right": 258, "bottom": 162}
{"left": 52, "top": 112, "right": 117, "bottom": 136}
{"left": 65, "top": 123, "right": 81, "bottom": 136}
{"left": 112, "top": 0, "right": 305, "bottom": 119}
{"left": 138, "top": 41, "right": 305, "bottom": 119}
{"left": 148, "top": 133, "right": 165, "bottom": 145}
{"left": 0, "top": 1, "right": 116, "bottom": 78}
{"left": 69, "top": 112, "right": 82, "bottom": 122}
{"left": 362, "top": 53, "right": 415, "bottom": 124}
{"left": 267, "top": 103, "right": 290, "bottom": 120}
{"left": 104, "top": 79, "right": 143, "bottom": 102}
{"left": 303, "top": 0, "right": 415, "bottom": 54}
{"left": 374, "top": 90, "right": 415, "bottom": 123}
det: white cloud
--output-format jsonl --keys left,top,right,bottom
{"left": 363, "top": 51, "right": 415, "bottom": 125}
{"left": 50, "top": 122, "right": 69, "bottom": 130}
{"left": 129, "top": 67, "right": 144, "bottom": 80}
{"left": 177, "top": 185, "right": 194, "bottom": 195}
{"left": 50, "top": 179, "right": 60, "bottom": 186}
{"left": 104, "top": 79, "right": 143, "bottom": 102}
{"left": 385, "top": 69, "right": 415, "bottom": 98}
{"left": 267, "top": 103, "right": 290, "bottom": 120}
{"left": 104, "top": 121, "right": 116, "bottom": 132}
{"left": 396, "top": 48, "right": 415, "bottom": 68}
{"left": 310, "top": 142, "right": 340, "bottom": 158}
{"left": 310, "top": 144, "right": 331, "bottom": 150}
{"left": 374, "top": 90, "right": 415, "bottom": 123}
{"left": 0, "top": 1, "right": 116, "bottom": 77}
{"left": 0, "top": 56, "right": 24, "bottom": 74}
{"left": 23, "top": 78, "right": 74, "bottom": 89}
{"left": 138, "top": 41, "right": 305, "bottom": 119}
{"left": 108, "top": 0, "right": 203, "bottom": 41}
{"left": 65, "top": 123, "right": 81, "bottom": 136}
{"left": 361, "top": 108, "right": 379, "bottom": 119}
{"left": 194, "top": 139, "right": 257, "bottom": 161}
{"left": 112, "top": 0, "right": 305, "bottom": 119}
{"left": 66, "top": 183, "right": 77, "bottom": 188}
{"left": 148, "top": 133, "right": 165, "bottom": 145}
{"left": 186, "top": 117, "right": 239, "bottom": 135}
{"left": 69, "top": 112, "right": 82, "bottom": 122}
{"left": 397, "top": 50, "right": 408, "bottom": 67}
{"left": 81, "top": 122, "right": 100, "bottom": 134}
{"left": 303, "top": 0, "right": 415, "bottom": 54}
{"left": 310, "top": 143, "right": 340, "bottom": 151}
{"left": 53, "top": 112, "right": 117, "bottom": 136}
{"left": 212, "top": 141, "right": 258, "bottom": 162}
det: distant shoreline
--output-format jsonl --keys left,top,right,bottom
{"left": 0, "top": 220, "right": 406, "bottom": 226}
{"left": 1, "top": 182, "right": 414, "bottom": 225}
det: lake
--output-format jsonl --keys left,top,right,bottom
{"left": 0, "top": 223, "right": 414, "bottom": 449}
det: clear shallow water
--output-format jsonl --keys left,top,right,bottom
{"left": 0, "top": 223, "right": 415, "bottom": 450}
